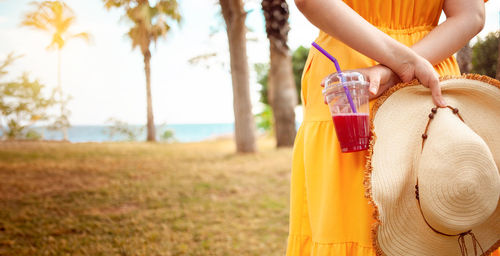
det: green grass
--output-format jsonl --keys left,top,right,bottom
{"left": 0, "top": 139, "right": 292, "bottom": 255}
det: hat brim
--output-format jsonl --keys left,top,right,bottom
{"left": 365, "top": 74, "right": 500, "bottom": 256}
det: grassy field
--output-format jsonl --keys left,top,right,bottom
{"left": 0, "top": 139, "right": 292, "bottom": 256}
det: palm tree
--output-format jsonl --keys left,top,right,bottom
{"left": 262, "top": 0, "right": 297, "bottom": 147}
{"left": 21, "top": 1, "right": 90, "bottom": 141}
{"left": 496, "top": 37, "right": 500, "bottom": 80}
{"left": 219, "top": 0, "right": 257, "bottom": 153}
{"left": 103, "top": 0, "right": 180, "bottom": 142}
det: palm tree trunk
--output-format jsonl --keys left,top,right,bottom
{"left": 262, "top": 0, "right": 297, "bottom": 147}
{"left": 269, "top": 40, "right": 297, "bottom": 147}
{"left": 220, "top": 0, "right": 256, "bottom": 153}
{"left": 58, "top": 49, "right": 68, "bottom": 141}
{"left": 496, "top": 38, "right": 500, "bottom": 80}
{"left": 143, "top": 49, "right": 156, "bottom": 142}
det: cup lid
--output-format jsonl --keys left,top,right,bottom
{"left": 322, "top": 71, "right": 368, "bottom": 95}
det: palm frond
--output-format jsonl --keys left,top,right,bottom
{"left": 103, "top": 0, "right": 129, "bottom": 10}
{"left": 47, "top": 33, "right": 64, "bottom": 50}
{"left": 106, "top": 0, "right": 181, "bottom": 54}
{"left": 70, "top": 32, "right": 91, "bottom": 43}
{"left": 157, "top": 0, "right": 181, "bottom": 22}
{"left": 20, "top": 12, "right": 50, "bottom": 31}
{"left": 59, "top": 16, "right": 76, "bottom": 34}
{"left": 127, "top": 26, "right": 142, "bottom": 51}
{"left": 20, "top": 19, "right": 49, "bottom": 31}
{"left": 21, "top": 1, "right": 91, "bottom": 51}
{"left": 0, "top": 52, "right": 23, "bottom": 77}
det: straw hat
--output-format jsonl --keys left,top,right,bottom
{"left": 366, "top": 74, "right": 500, "bottom": 256}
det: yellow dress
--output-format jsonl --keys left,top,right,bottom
{"left": 286, "top": 0, "right": 500, "bottom": 255}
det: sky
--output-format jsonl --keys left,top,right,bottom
{"left": 0, "top": 0, "right": 498, "bottom": 125}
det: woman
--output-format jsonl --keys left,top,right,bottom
{"left": 287, "top": 0, "right": 498, "bottom": 255}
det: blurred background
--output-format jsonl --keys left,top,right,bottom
{"left": 0, "top": 0, "right": 498, "bottom": 255}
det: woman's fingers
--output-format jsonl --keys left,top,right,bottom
{"left": 369, "top": 74, "right": 380, "bottom": 95}
{"left": 412, "top": 56, "right": 447, "bottom": 107}
{"left": 427, "top": 75, "right": 447, "bottom": 107}
{"left": 345, "top": 67, "right": 380, "bottom": 95}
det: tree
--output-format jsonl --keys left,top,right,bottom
{"left": 456, "top": 42, "right": 472, "bottom": 74}
{"left": 497, "top": 35, "right": 500, "bottom": 80}
{"left": 255, "top": 46, "right": 308, "bottom": 133}
{"left": 291, "top": 46, "right": 309, "bottom": 104}
{"left": 471, "top": 32, "right": 499, "bottom": 78}
{"left": 103, "top": 0, "right": 180, "bottom": 142}
{"left": 21, "top": 0, "right": 90, "bottom": 141}
{"left": 0, "top": 53, "right": 20, "bottom": 78}
{"left": 105, "top": 118, "right": 144, "bottom": 141}
{"left": 255, "top": 63, "right": 270, "bottom": 106}
{"left": 258, "top": 46, "right": 308, "bottom": 106}
{"left": 219, "top": 0, "right": 256, "bottom": 153}
{"left": 0, "top": 54, "right": 55, "bottom": 139}
{"left": 261, "top": 0, "right": 297, "bottom": 147}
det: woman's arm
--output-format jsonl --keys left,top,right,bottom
{"left": 412, "top": 0, "right": 485, "bottom": 65}
{"left": 359, "top": 0, "right": 484, "bottom": 100}
{"left": 294, "top": 0, "right": 419, "bottom": 77}
{"left": 296, "top": 0, "right": 485, "bottom": 106}
{"left": 367, "top": 0, "right": 485, "bottom": 98}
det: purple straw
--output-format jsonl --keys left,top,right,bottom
{"left": 311, "top": 42, "right": 357, "bottom": 113}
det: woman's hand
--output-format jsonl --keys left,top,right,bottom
{"left": 356, "top": 64, "right": 401, "bottom": 100}
{"left": 320, "top": 65, "right": 399, "bottom": 105}
{"left": 393, "top": 53, "right": 447, "bottom": 107}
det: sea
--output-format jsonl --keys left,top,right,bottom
{"left": 30, "top": 124, "right": 236, "bottom": 143}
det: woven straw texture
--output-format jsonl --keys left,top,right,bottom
{"left": 366, "top": 75, "right": 500, "bottom": 256}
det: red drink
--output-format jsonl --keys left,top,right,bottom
{"left": 332, "top": 113, "right": 370, "bottom": 153}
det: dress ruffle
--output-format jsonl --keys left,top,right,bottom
{"left": 287, "top": 234, "right": 376, "bottom": 256}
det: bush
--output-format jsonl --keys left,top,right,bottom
{"left": 0, "top": 74, "right": 55, "bottom": 139}
{"left": 160, "top": 129, "right": 175, "bottom": 142}
{"left": 25, "top": 129, "right": 42, "bottom": 140}
{"left": 471, "top": 32, "right": 499, "bottom": 78}
{"left": 104, "top": 118, "right": 144, "bottom": 141}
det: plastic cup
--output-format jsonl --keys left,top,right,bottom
{"left": 322, "top": 71, "right": 370, "bottom": 153}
